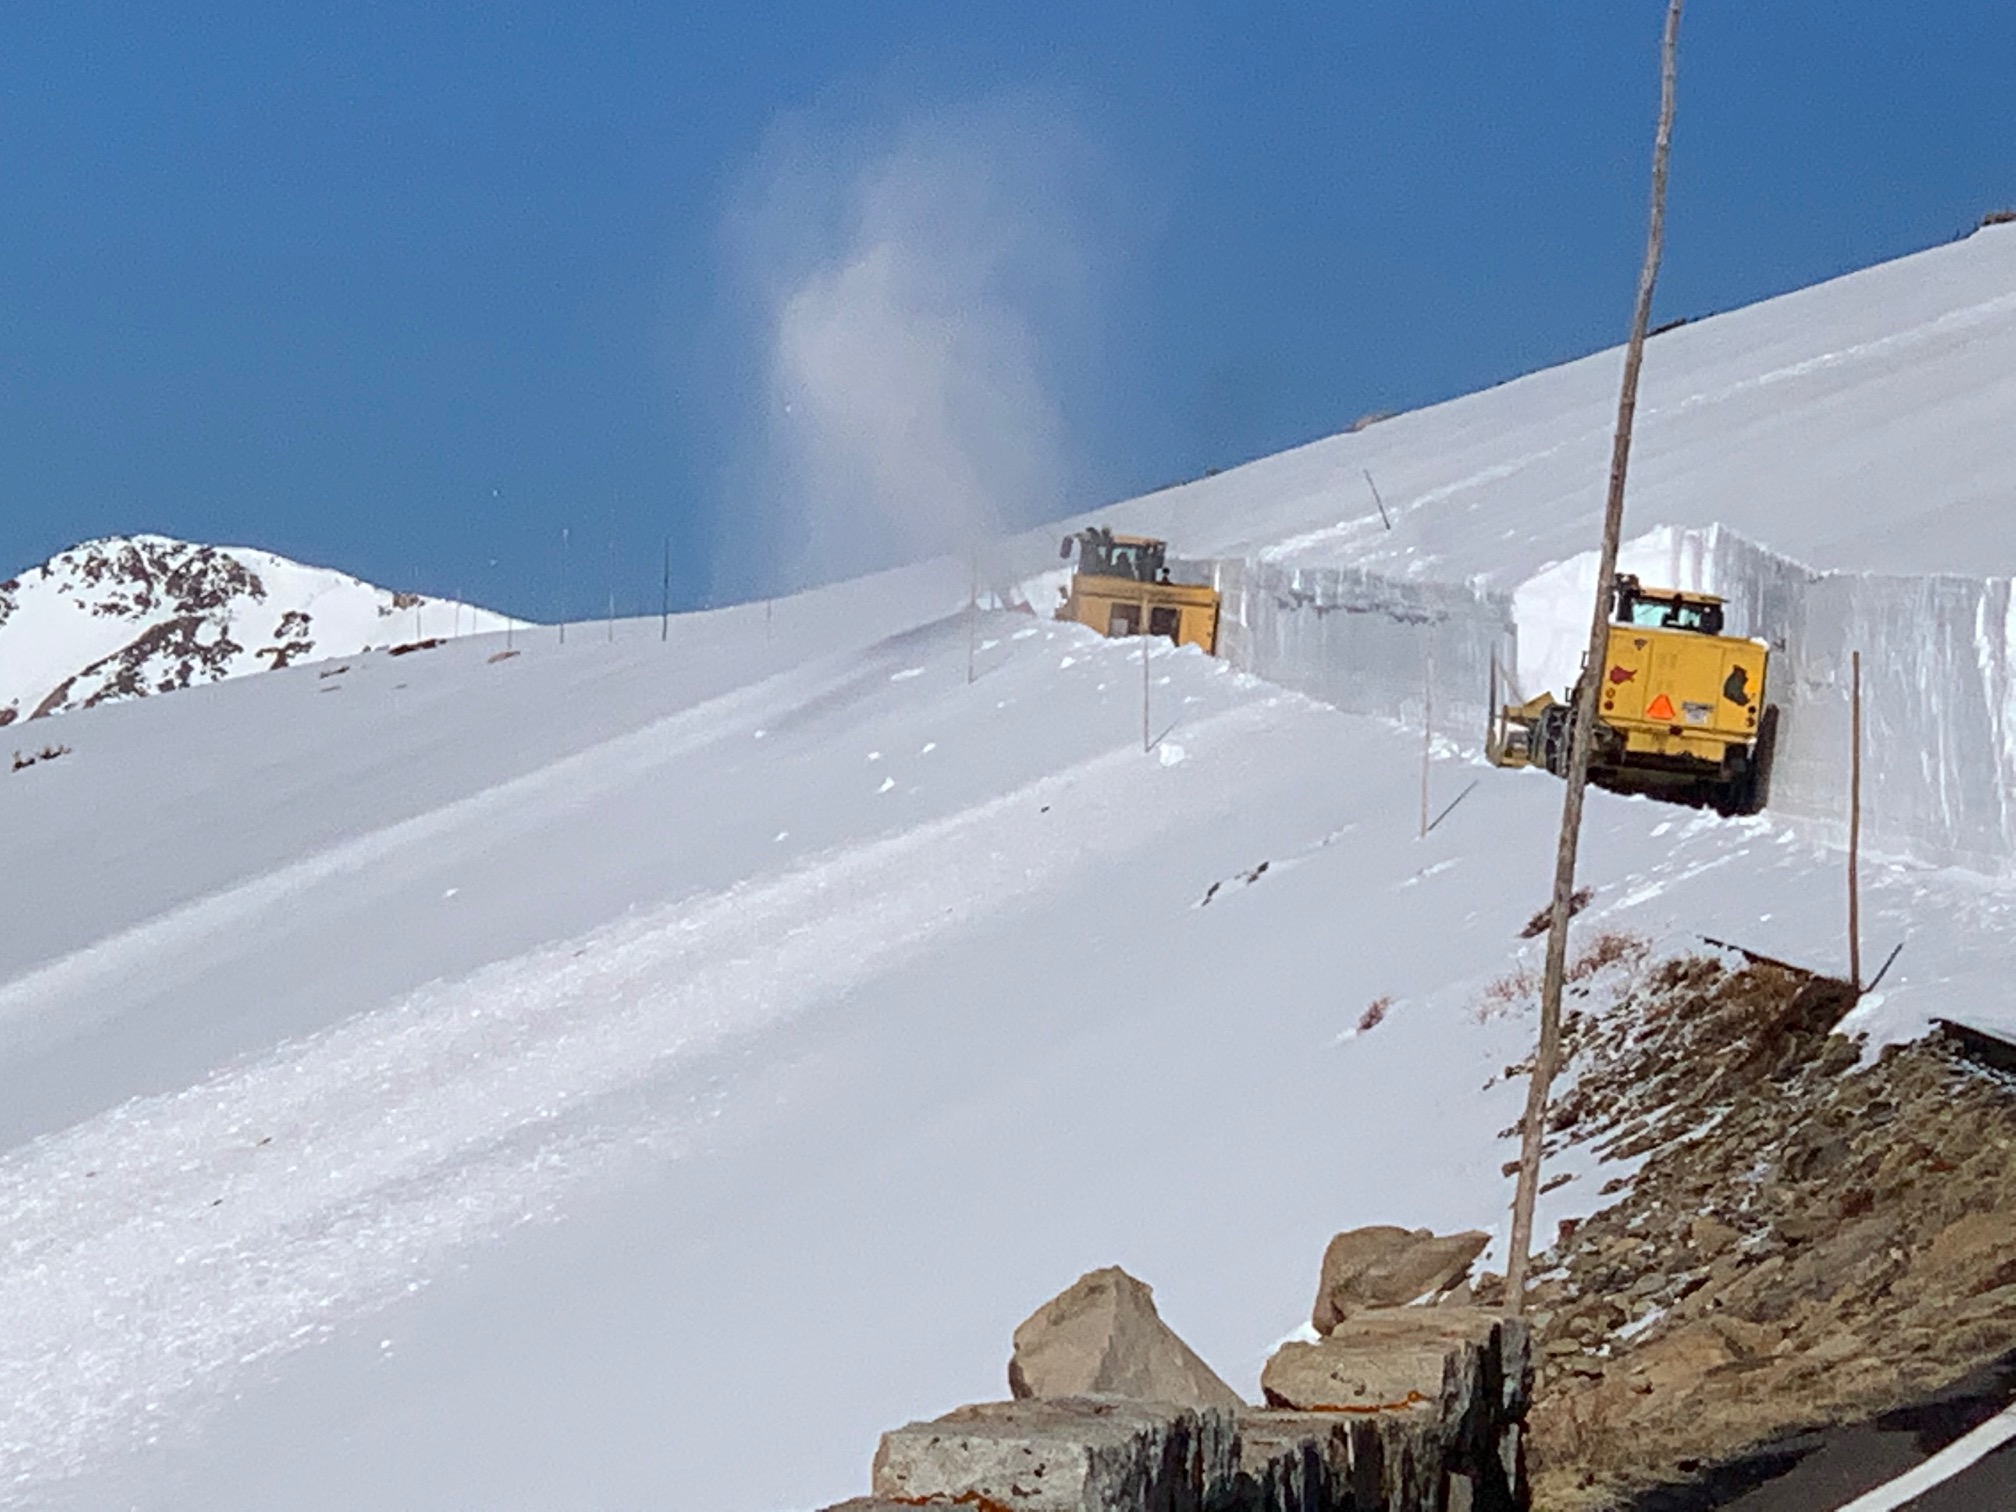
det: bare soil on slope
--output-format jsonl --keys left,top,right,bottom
{"left": 1481, "top": 953, "right": 2016, "bottom": 1509}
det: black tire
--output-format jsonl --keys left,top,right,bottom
{"left": 1747, "top": 704, "right": 1781, "bottom": 814}
{"left": 1714, "top": 704, "right": 1779, "bottom": 817}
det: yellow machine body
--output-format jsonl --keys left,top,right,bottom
{"left": 1488, "top": 576, "right": 1777, "bottom": 815}
{"left": 1055, "top": 528, "right": 1221, "bottom": 655}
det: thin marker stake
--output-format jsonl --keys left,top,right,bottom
{"left": 1364, "top": 469, "right": 1392, "bottom": 531}
{"left": 1142, "top": 593, "right": 1152, "bottom": 753}
{"left": 1420, "top": 656, "right": 1434, "bottom": 839}
{"left": 1850, "top": 649, "right": 1864, "bottom": 989}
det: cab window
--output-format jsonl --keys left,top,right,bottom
{"left": 1623, "top": 598, "right": 1722, "bottom": 634}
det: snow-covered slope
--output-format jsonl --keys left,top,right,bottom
{"left": 1057, "top": 221, "right": 2016, "bottom": 874}
{"left": 4, "top": 228, "right": 2016, "bottom": 1512}
{"left": 0, "top": 535, "right": 516, "bottom": 725}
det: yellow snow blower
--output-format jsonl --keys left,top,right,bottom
{"left": 1055, "top": 528, "right": 1220, "bottom": 655}
{"left": 1488, "top": 574, "right": 1778, "bottom": 815}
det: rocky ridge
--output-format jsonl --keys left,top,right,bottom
{"left": 0, "top": 535, "right": 511, "bottom": 725}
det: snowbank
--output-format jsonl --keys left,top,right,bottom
{"left": 1184, "top": 555, "right": 1514, "bottom": 742}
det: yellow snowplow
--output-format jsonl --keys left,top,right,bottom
{"left": 1489, "top": 574, "right": 1778, "bottom": 815}
{"left": 1056, "top": 527, "right": 1220, "bottom": 655}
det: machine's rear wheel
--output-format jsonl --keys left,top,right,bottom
{"left": 1715, "top": 705, "right": 1779, "bottom": 816}
{"left": 1749, "top": 704, "right": 1781, "bottom": 813}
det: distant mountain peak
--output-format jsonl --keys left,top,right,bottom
{"left": 0, "top": 535, "right": 512, "bottom": 725}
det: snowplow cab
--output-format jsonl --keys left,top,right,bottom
{"left": 1488, "top": 574, "right": 1778, "bottom": 816}
{"left": 1056, "top": 527, "right": 1220, "bottom": 655}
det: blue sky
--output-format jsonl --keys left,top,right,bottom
{"left": 5, "top": 2, "right": 2012, "bottom": 616}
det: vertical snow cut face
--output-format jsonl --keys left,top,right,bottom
{"left": 1516, "top": 525, "right": 2016, "bottom": 876}
{"left": 0, "top": 536, "right": 519, "bottom": 725}
{"left": 1171, "top": 517, "right": 2016, "bottom": 878}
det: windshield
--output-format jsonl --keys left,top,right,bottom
{"left": 1082, "top": 538, "right": 1165, "bottom": 582}
{"left": 1621, "top": 597, "right": 1723, "bottom": 634}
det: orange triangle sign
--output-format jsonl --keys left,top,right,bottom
{"left": 1647, "top": 693, "right": 1676, "bottom": 721}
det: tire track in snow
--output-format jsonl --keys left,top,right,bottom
{"left": 0, "top": 666, "right": 812, "bottom": 1060}
{"left": 0, "top": 703, "right": 1268, "bottom": 1496}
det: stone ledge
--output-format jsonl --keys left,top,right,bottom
{"left": 869, "top": 1398, "right": 1235, "bottom": 1512}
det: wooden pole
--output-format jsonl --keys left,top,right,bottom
{"left": 1850, "top": 649, "right": 1863, "bottom": 990}
{"left": 968, "top": 548, "right": 979, "bottom": 685}
{"left": 661, "top": 535, "right": 671, "bottom": 642}
{"left": 1487, "top": 649, "right": 1501, "bottom": 760}
{"left": 1421, "top": 656, "right": 1434, "bottom": 839}
{"left": 1506, "top": 0, "right": 1683, "bottom": 1315}
{"left": 1364, "top": 469, "right": 1393, "bottom": 531}
{"left": 1141, "top": 592, "right": 1152, "bottom": 753}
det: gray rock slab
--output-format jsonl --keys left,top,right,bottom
{"left": 871, "top": 1397, "right": 1236, "bottom": 1512}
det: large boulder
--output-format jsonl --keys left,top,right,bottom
{"left": 1311, "top": 1226, "right": 1491, "bottom": 1333}
{"left": 1008, "top": 1266, "right": 1245, "bottom": 1412}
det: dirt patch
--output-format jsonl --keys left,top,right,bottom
{"left": 1485, "top": 956, "right": 2016, "bottom": 1509}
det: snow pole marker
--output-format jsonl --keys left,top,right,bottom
{"left": 1363, "top": 468, "right": 1392, "bottom": 531}
{"left": 1142, "top": 589, "right": 1152, "bottom": 754}
{"left": 1506, "top": 0, "right": 1683, "bottom": 1316}
{"left": 1850, "top": 649, "right": 1864, "bottom": 990}
{"left": 1420, "top": 655, "right": 1434, "bottom": 839}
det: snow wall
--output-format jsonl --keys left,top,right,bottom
{"left": 1190, "top": 526, "right": 2016, "bottom": 878}
{"left": 1517, "top": 524, "right": 2016, "bottom": 877}
{"left": 1179, "top": 557, "right": 1517, "bottom": 748}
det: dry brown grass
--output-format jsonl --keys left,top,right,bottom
{"left": 1475, "top": 930, "right": 1651, "bottom": 1022}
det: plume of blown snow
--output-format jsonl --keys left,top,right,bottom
{"left": 721, "top": 93, "right": 1105, "bottom": 594}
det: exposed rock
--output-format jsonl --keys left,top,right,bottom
{"left": 1311, "top": 1226, "right": 1491, "bottom": 1332}
{"left": 1254, "top": 1307, "right": 1528, "bottom": 1510}
{"left": 1263, "top": 1307, "right": 1523, "bottom": 1413}
{"left": 1008, "top": 1266, "right": 1244, "bottom": 1413}
{"left": 838, "top": 1302, "right": 1530, "bottom": 1510}
{"left": 0, "top": 534, "right": 509, "bottom": 720}
{"left": 850, "top": 1390, "right": 1530, "bottom": 1512}
{"left": 1920, "top": 1210, "right": 2016, "bottom": 1296}
{"left": 870, "top": 1397, "right": 1236, "bottom": 1511}
{"left": 1508, "top": 954, "right": 2016, "bottom": 1509}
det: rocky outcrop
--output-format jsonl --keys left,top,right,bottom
{"left": 848, "top": 1389, "right": 1531, "bottom": 1512}
{"left": 1009, "top": 1267, "right": 1245, "bottom": 1413}
{"left": 1310, "top": 1227, "right": 1490, "bottom": 1333}
{"left": 1505, "top": 954, "right": 2016, "bottom": 1509}
{"left": 0, "top": 534, "right": 511, "bottom": 720}
{"left": 827, "top": 1272, "right": 1532, "bottom": 1512}
{"left": 1260, "top": 1307, "right": 1530, "bottom": 1510}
